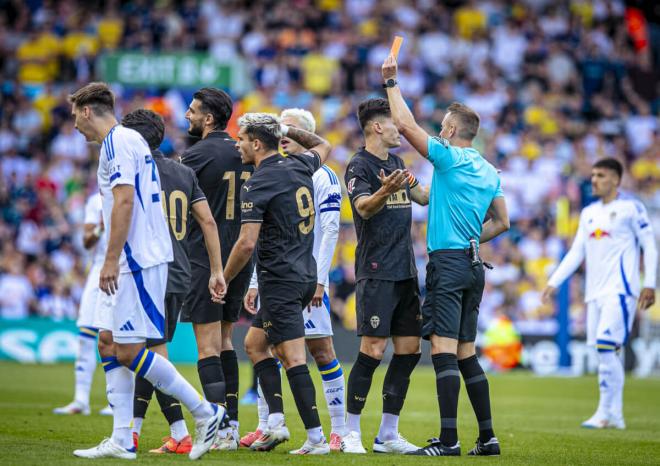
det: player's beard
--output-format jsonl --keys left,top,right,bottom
{"left": 187, "top": 121, "right": 203, "bottom": 138}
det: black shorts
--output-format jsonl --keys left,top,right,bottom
{"left": 251, "top": 280, "right": 316, "bottom": 346}
{"left": 355, "top": 278, "right": 422, "bottom": 337}
{"left": 421, "top": 250, "right": 485, "bottom": 342}
{"left": 181, "top": 265, "right": 251, "bottom": 324}
{"left": 147, "top": 292, "right": 184, "bottom": 347}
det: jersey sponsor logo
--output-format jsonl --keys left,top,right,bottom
{"left": 589, "top": 228, "right": 611, "bottom": 240}
{"left": 370, "top": 315, "right": 380, "bottom": 328}
{"left": 241, "top": 201, "right": 254, "bottom": 209}
{"left": 347, "top": 177, "right": 356, "bottom": 194}
{"left": 386, "top": 189, "right": 410, "bottom": 207}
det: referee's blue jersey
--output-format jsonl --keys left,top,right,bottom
{"left": 426, "top": 136, "right": 503, "bottom": 252}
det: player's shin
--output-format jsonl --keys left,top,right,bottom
{"left": 287, "top": 364, "right": 324, "bottom": 443}
{"left": 458, "top": 355, "right": 495, "bottom": 442}
{"left": 74, "top": 329, "right": 99, "bottom": 407}
{"left": 155, "top": 390, "right": 188, "bottom": 441}
{"left": 318, "top": 359, "right": 346, "bottom": 434}
{"left": 254, "top": 358, "right": 285, "bottom": 427}
{"left": 133, "top": 375, "right": 155, "bottom": 436}
{"left": 432, "top": 353, "right": 460, "bottom": 446}
{"left": 103, "top": 357, "right": 136, "bottom": 451}
{"left": 378, "top": 353, "right": 420, "bottom": 441}
{"left": 129, "top": 348, "right": 214, "bottom": 421}
{"left": 221, "top": 350, "right": 239, "bottom": 427}
{"left": 346, "top": 352, "right": 381, "bottom": 433}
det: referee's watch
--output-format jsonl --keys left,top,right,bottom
{"left": 382, "top": 78, "right": 397, "bottom": 89}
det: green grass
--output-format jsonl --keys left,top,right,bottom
{"left": 0, "top": 362, "right": 658, "bottom": 465}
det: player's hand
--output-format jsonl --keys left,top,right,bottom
{"left": 209, "top": 271, "right": 226, "bottom": 304}
{"left": 541, "top": 286, "right": 557, "bottom": 304}
{"left": 244, "top": 287, "right": 258, "bottom": 315}
{"left": 99, "top": 260, "right": 119, "bottom": 295}
{"left": 637, "top": 288, "right": 656, "bottom": 312}
{"left": 382, "top": 54, "right": 398, "bottom": 81}
{"left": 379, "top": 169, "right": 409, "bottom": 195}
{"left": 310, "top": 283, "right": 325, "bottom": 308}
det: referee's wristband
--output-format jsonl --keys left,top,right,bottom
{"left": 407, "top": 172, "right": 419, "bottom": 189}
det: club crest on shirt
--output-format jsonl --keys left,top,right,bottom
{"left": 370, "top": 315, "right": 380, "bottom": 328}
{"left": 347, "top": 177, "right": 356, "bottom": 194}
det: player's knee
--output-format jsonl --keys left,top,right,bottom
{"left": 97, "top": 331, "right": 114, "bottom": 358}
{"left": 115, "top": 346, "right": 141, "bottom": 367}
{"left": 457, "top": 341, "right": 476, "bottom": 360}
{"left": 360, "top": 339, "right": 387, "bottom": 360}
{"left": 309, "top": 342, "right": 335, "bottom": 366}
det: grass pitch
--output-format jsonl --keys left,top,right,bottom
{"left": 0, "top": 361, "right": 658, "bottom": 465}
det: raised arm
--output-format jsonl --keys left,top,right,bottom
{"left": 480, "top": 196, "right": 510, "bottom": 243}
{"left": 281, "top": 125, "right": 332, "bottom": 164}
{"left": 382, "top": 54, "right": 429, "bottom": 157}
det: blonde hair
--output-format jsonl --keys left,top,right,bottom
{"left": 280, "top": 108, "right": 316, "bottom": 133}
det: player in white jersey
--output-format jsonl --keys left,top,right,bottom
{"left": 53, "top": 192, "right": 111, "bottom": 417}
{"left": 241, "top": 108, "right": 346, "bottom": 451}
{"left": 68, "top": 82, "right": 224, "bottom": 460}
{"left": 543, "top": 158, "right": 657, "bottom": 429}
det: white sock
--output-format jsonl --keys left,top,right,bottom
{"left": 318, "top": 360, "right": 346, "bottom": 435}
{"left": 104, "top": 362, "right": 135, "bottom": 450}
{"left": 133, "top": 417, "right": 143, "bottom": 436}
{"left": 267, "top": 412, "right": 284, "bottom": 429}
{"left": 229, "top": 420, "right": 239, "bottom": 430}
{"left": 346, "top": 412, "right": 361, "bottom": 434}
{"left": 74, "top": 333, "right": 97, "bottom": 406}
{"left": 256, "top": 379, "right": 269, "bottom": 431}
{"left": 136, "top": 349, "right": 215, "bottom": 421}
{"left": 599, "top": 351, "right": 624, "bottom": 419}
{"left": 307, "top": 426, "right": 324, "bottom": 444}
{"left": 377, "top": 413, "right": 399, "bottom": 441}
{"left": 170, "top": 419, "right": 189, "bottom": 441}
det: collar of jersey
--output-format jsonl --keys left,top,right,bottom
{"left": 257, "top": 152, "right": 283, "bottom": 169}
{"left": 359, "top": 148, "right": 391, "bottom": 163}
{"left": 206, "top": 130, "right": 231, "bottom": 140}
{"left": 102, "top": 124, "right": 120, "bottom": 145}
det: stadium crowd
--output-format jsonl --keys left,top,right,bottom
{"left": 0, "top": 0, "right": 658, "bottom": 337}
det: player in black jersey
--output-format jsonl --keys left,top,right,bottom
{"left": 181, "top": 88, "right": 254, "bottom": 449}
{"left": 222, "top": 113, "right": 332, "bottom": 455}
{"left": 341, "top": 98, "right": 429, "bottom": 455}
{"left": 121, "top": 109, "right": 226, "bottom": 454}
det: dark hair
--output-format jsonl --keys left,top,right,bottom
{"left": 121, "top": 109, "right": 165, "bottom": 150}
{"left": 193, "top": 87, "right": 233, "bottom": 130}
{"left": 447, "top": 102, "right": 480, "bottom": 140}
{"left": 68, "top": 82, "right": 115, "bottom": 115}
{"left": 593, "top": 157, "right": 623, "bottom": 179}
{"left": 357, "top": 98, "right": 391, "bottom": 131}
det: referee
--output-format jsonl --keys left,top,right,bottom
{"left": 382, "top": 55, "right": 510, "bottom": 457}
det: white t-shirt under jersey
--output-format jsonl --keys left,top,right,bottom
{"left": 97, "top": 125, "right": 172, "bottom": 273}
{"left": 83, "top": 192, "right": 107, "bottom": 267}
{"left": 548, "top": 194, "right": 658, "bottom": 302}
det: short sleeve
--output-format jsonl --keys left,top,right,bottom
{"left": 427, "top": 136, "right": 460, "bottom": 172}
{"left": 344, "top": 160, "right": 372, "bottom": 205}
{"left": 106, "top": 131, "right": 138, "bottom": 189}
{"left": 83, "top": 195, "right": 102, "bottom": 225}
{"left": 289, "top": 150, "right": 322, "bottom": 175}
{"left": 189, "top": 170, "right": 206, "bottom": 205}
{"left": 493, "top": 177, "right": 504, "bottom": 198}
{"left": 240, "top": 178, "right": 271, "bottom": 223}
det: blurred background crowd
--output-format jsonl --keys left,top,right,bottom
{"left": 0, "top": 0, "right": 658, "bottom": 339}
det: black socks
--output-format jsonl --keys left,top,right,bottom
{"left": 134, "top": 375, "right": 183, "bottom": 426}
{"left": 346, "top": 352, "right": 381, "bottom": 414}
{"left": 459, "top": 355, "right": 495, "bottom": 442}
{"left": 382, "top": 353, "right": 421, "bottom": 415}
{"left": 254, "top": 357, "right": 283, "bottom": 414}
{"left": 221, "top": 350, "right": 239, "bottom": 422}
{"left": 432, "top": 353, "right": 460, "bottom": 446}
{"left": 286, "top": 364, "right": 321, "bottom": 429}
{"left": 197, "top": 356, "right": 226, "bottom": 406}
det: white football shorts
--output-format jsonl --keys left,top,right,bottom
{"left": 586, "top": 293, "right": 637, "bottom": 348}
{"left": 302, "top": 287, "right": 333, "bottom": 338}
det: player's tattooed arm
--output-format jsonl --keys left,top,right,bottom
{"left": 282, "top": 125, "right": 332, "bottom": 164}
